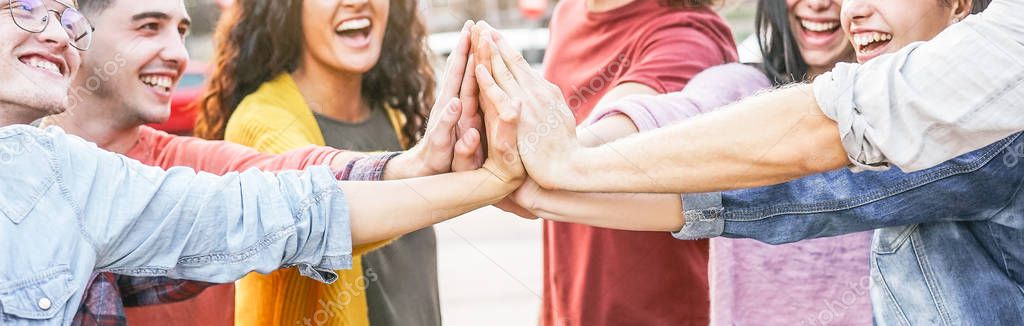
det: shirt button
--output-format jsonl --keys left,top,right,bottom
{"left": 37, "top": 297, "right": 52, "bottom": 311}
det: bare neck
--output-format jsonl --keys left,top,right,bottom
{"left": 586, "top": 0, "right": 635, "bottom": 12}
{"left": 291, "top": 61, "right": 369, "bottom": 123}
{"left": 43, "top": 102, "right": 141, "bottom": 154}
{"left": 0, "top": 105, "right": 44, "bottom": 127}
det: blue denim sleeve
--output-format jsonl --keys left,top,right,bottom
{"left": 48, "top": 127, "right": 353, "bottom": 284}
{"left": 676, "top": 133, "right": 1024, "bottom": 244}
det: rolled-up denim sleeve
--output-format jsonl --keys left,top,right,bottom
{"left": 675, "top": 134, "right": 1024, "bottom": 244}
{"left": 51, "top": 127, "right": 352, "bottom": 284}
{"left": 812, "top": 0, "right": 1024, "bottom": 172}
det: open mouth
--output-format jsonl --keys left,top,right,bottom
{"left": 852, "top": 31, "right": 893, "bottom": 60}
{"left": 800, "top": 19, "right": 841, "bottom": 34}
{"left": 335, "top": 17, "right": 372, "bottom": 48}
{"left": 19, "top": 55, "right": 64, "bottom": 77}
{"left": 139, "top": 74, "right": 175, "bottom": 95}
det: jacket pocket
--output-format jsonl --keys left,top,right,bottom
{"left": 0, "top": 265, "right": 77, "bottom": 320}
{"left": 872, "top": 224, "right": 919, "bottom": 255}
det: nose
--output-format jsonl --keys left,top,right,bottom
{"left": 160, "top": 34, "right": 190, "bottom": 74}
{"left": 842, "top": 0, "right": 874, "bottom": 22}
{"left": 341, "top": 0, "right": 369, "bottom": 8}
{"left": 36, "top": 11, "right": 70, "bottom": 51}
{"left": 804, "top": 0, "right": 834, "bottom": 11}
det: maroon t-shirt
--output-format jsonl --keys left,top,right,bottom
{"left": 541, "top": 0, "right": 737, "bottom": 325}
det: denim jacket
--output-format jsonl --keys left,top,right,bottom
{"left": 677, "top": 133, "right": 1024, "bottom": 325}
{"left": 0, "top": 125, "right": 354, "bottom": 325}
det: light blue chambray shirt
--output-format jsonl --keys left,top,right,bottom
{"left": 0, "top": 125, "right": 353, "bottom": 325}
{"left": 813, "top": 0, "right": 1024, "bottom": 172}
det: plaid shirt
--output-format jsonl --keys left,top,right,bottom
{"left": 72, "top": 153, "right": 399, "bottom": 326}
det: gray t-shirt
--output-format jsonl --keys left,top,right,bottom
{"left": 314, "top": 107, "right": 442, "bottom": 326}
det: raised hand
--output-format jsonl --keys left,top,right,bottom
{"left": 386, "top": 21, "right": 482, "bottom": 180}
{"left": 471, "top": 22, "right": 582, "bottom": 190}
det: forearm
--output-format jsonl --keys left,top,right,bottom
{"left": 528, "top": 115, "right": 682, "bottom": 231}
{"left": 558, "top": 84, "right": 850, "bottom": 193}
{"left": 342, "top": 169, "right": 514, "bottom": 245}
{"left": 531, "top": 191, "right": 683, "bottom": 231}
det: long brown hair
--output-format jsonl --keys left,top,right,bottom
{"left": 194, "top": 0, "right": 435, "bottom": 142}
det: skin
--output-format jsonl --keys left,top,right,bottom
{"left": 42, "top": 0, "right": 481, "bottom": 181}
{"left": 0, "top": 0, "right": 518, "bottom": 247}
{"left": 486, "top": 0, "right": 856, "bottom": 230}
{"left": 0, "top": 0, "right": 81, "bottom": 126}
{"left": 471, "top": 0, "right": 971, "bottom": 228}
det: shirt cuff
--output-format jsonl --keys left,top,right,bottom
{"left": 812, "top": 66, "right": 892, "bottom": 172}
{"left": 672, "top": 192, "right": 726, "bottom": 240}
{"left": 334, "top": 152, "right": 401, "bottom": 181}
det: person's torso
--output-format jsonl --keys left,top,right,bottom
{"left": 871, "top": 219, "right": 1024, "bottom": 325}
{"left": 227, "top": 75, "right": 373, "bottom": 326}
{"left": 710, "top": 234, "right": 874, "bottom": 325}
{"left": 542, "top": 0, "right": 730, "bottom": 123}
{"left": 0, "top": 129, "right": 95, "bottom": 325}
{"left": 541, "top": 1, "right": 727, "bottom": 324}
{"left": 721, "top": 133, "right": 1024, "bottom": 325}
{"left": 314, "top": 108, "right": 442, "bottom": 326}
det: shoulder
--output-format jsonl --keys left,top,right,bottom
{"left": 228, "top": 75, "right": 316, "bottom": 139}
{"left": 634, "top": 6, "right": 735, "bottom": 52}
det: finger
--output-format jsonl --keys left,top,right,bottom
{"left": 426, "top": 98, "right": 461, "bottom": 150}
{"left": 437, "top": 21, "right": 475, "bottom": 104}
{"left": 494, "top": 98, "right": 522, "bottom": 158}
{"left": 490, "top": 29, "right": 541, "bottom": 87}
{"left": 458, "top": 55, "right": 480, "bottom": 134}
{"left": 482, "top": 33, "right": 526, "bottom": 99}
{"left": 458, "top": 56, "right": 486, "bottom": 165}
{"left": 475, "top": 64, "right": 512, "bottom": 121}
{"left": 451, "top": 128, "right": 481, "bottom": 172}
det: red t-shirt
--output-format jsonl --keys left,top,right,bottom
{"left": 541, "top": 0, "right": 737, "bottom": 325}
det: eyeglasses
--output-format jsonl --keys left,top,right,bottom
{"left": 7, "top": 0, "right": 95, "bottom": 50}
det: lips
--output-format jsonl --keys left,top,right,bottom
{"left": 851, "top": 31, "right": 893, "bottom": 62}
{"left": 19, "top": 54, "right": 65, "bottom": 78}
{"left": 797, "top": 17, "right": 842, "bottom": 47}
{"left": 138, "top": 72, "right": 178, "bottom": 100}
{"left": 335, "top": 17, "right": 372, "bottom": 49}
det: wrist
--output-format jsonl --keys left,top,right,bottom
{"left": 383, "top": 150, "right": 424, "bottom": 180}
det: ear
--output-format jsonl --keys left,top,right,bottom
{"left": 950, "top": 0, "right": 973, "bottom": 21}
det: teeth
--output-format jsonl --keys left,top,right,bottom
{"left": 140, "top": 75, "right": 173, "bottom": 90}
{"left": 801, "top": 19, "right": 839, "bottom": 32}
{"left": 27, "top": 57, "right": 60, "bottom": 75}
{"left": 852, "top": 32, "right": 892, "bottom": 47}
{"left": 336, "top": 18, "right": 371, "bottom": 32}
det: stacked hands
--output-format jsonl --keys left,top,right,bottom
{"left": 397, "top": 20, "right": 582, "bottom": 218}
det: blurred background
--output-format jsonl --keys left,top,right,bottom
{"left": 168, "top": 1, "right": 758, "bottom": 324}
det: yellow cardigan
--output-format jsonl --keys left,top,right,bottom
{"left": 225, "top": 73, "right": 407, "bottom": 326}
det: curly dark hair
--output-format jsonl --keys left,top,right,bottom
{"left": 194, "top": 0, "right": 435, "bottom": 142}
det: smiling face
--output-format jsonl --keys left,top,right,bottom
{"left": 786, "top": 0, "right": 855, "bottom": 73}
{"left": 300, "top": 0, "right": 389, "bottom": 76}
{"left": 74, "top": 0, "right": 190, "bottom": 125}
{"left": 0, "top": 0, "right": 81, "bottom": 122}
{"left": 841, "top": 0, "right": 969, "bottom": 63}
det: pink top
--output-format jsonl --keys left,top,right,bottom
{"left": 592, "top": 63, "right": 873, "bottom": 326}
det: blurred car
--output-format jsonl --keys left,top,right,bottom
{"left": 428, "top": 28, "right": 550, "bottom": 70}
{"left": 147, "top": 62, "right": 208, "bottom": 135}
